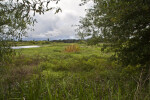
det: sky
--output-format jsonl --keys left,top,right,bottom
{"left": 24, "top": 0, "right": 93, "bottom": 41}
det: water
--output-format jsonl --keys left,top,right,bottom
{"left": 11, "top": 45, "right": 40, "bottom": 49}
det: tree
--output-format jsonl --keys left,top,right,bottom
{"left": 0, "top": 0, "right": 61, "bottom": 66}
{"left": 79, "top": 0, "right": 150, "bottom": 73}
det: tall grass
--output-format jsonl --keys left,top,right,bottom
{"left": 0, "top": 43, "right": 149, "bottom": 100}
{"left": 65, "top": 44, "right": 80, "bottom": 52}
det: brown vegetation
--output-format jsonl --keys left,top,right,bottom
{"left": 65, "top": 44, "right": 80, "bottom": 52}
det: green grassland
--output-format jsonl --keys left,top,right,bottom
{"left": 0, "top": 43, "right": 149, "bottom": 100}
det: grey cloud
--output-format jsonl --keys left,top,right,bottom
{"left": 24, "top": 0, "right": 93, "bottom": 40}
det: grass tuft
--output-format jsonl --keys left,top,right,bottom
{"left": 65, "top": 44, "right": 80, "bottom": 52}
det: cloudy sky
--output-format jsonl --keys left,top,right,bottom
{"left": 24, "top": 0, "right": 93, "bottom": 40}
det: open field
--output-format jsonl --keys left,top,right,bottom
{"left": 1, "top": 0, "right": 150, "bottom": 99}
{"left": 0, "top": 43, "right": 149, "bottom": 100}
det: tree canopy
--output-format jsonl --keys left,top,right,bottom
{"left": 78, "top": 0, "right": 150, "bottom": 71}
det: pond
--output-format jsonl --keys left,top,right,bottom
{"left": 11, "top": 45, "right": 40, "bottom": 49}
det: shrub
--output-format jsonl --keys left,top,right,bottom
{"left": 65, "top": 44, "right": 80, "bottom": 52}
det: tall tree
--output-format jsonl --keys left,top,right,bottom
{"left": 79, "top": 0, "right": 150, "bottom": 72}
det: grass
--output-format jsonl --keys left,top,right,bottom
{"left": 65, "top": 44, "right": 80, "bottom": 52}
{"left": 0, "top": 43, "right": 149, "bottom": 100}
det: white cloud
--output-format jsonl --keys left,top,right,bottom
{"left": 25, "top": 0, "right": 93, "bottom": 40}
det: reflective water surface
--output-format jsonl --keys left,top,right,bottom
{"left": 11, "top": 46, "right": 40, "bottom": 49}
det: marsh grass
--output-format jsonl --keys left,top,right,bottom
{"left": 65, "top": 44, "right": 80, "bottom": 52}
{"left": 0, "top": 43, "right": 149, "bottom": 100}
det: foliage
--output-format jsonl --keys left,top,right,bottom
{"left": 0, "top": 0, "right": 60, "bottom": 65}
{"left": 0, "top": 41, "right": 14, "bottom": 66}
{"left": 87, "top": 36, "right": 102, "bottom": 45}
{"left": 0, "top": 43, "right": 149, "bottom": 99}
{"left": 65, "top": 44, "right": 80, "bottom": 52}
{"left": 79, "top": 0, "right": 150, "bottom": 73}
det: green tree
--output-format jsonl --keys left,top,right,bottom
{"left": 79, "top": 0, "right": 150, "bottom": 73}
{"left": 0, "top": 0, "right": 61, "bottom": 66}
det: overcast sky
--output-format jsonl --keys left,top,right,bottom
{"left": 24, "top": 0, "right": 93, "bottom": 40}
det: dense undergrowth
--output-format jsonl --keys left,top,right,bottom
{"left": 0, "top": 43, "right": 149, "bottom": 100}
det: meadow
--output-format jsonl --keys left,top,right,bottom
{"left": 0, "top": 42, "right": 149, "bottom": 100}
